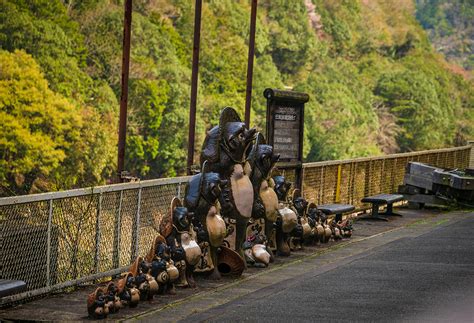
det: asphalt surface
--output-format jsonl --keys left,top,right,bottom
{"left": 181, "top": 214, "right": 474, "bottom": 323}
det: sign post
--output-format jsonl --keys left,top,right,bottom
{"left": 264, "top": 88, "right": 309, "bottom": 190}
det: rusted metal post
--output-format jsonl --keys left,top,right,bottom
{"left": 244, "top": 0, "right": 258, "bottom": 127}
{"left": 187, "top": 0, "right": 203, "bottom": 175}
{"left": 117, "top": 0, "right": 132, "bottom": 182}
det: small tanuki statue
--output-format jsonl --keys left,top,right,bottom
{"left": 200, "top": 107, "right": 256, "bottom": 259}
{"left": 243, "top": 222, "right": 272, "bottom": 267}
{"left": 272, "top": 175, "right": 298, "bottom": 256}
{"left": 290, "top": 191, "right": 314, "bottom": 249}
{"left": 145, "top": 235, "right": 180, "bottom": 294}
{"left": 87, "top": 287, "right": 110, "bottom": 319}
{"left": 307, "top": 203, "right": 332, "bottom": 243}
{"left": 129, "top": 256, "right": 160, "bottom": 300}
{"left": 159, "top": 197, "right": 201, "bottom": 288}
{"left": 333, "top": 214, "right": 353, "bottom": 239}
{"left": 116, "top": 272, "right": 140, "bottom": 308}
{"left": 183, "top": 166, "right": 229, "bottom": 279}
{"left": 103, "top": 282, "right": 122, "bottom": 314}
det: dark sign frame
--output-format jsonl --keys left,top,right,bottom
{"left": 264, "top": 88, "right": 309, "bottom": 189}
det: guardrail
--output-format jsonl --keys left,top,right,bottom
{"left": 0, "top": 145, "right": 471, "bottom": 304}
{"left": 302, "top": 146, "right": 471, "bottom": 209}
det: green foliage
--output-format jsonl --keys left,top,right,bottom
{"left": 297, "top": 58, "right": 380, "bottom": 160}
{"left": 0, "top": 50, "right": 79, "bottom": 193}
{"left": 1, "top": 0, "right": 472, "bottom": 195}
{"left": 416, "top": 0, "right": 474, "bottom": 71}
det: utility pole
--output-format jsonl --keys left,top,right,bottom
{"left": 244, "top": 0, "right": 258, "bottom": 127}
{"left": 117, "top": 0, "right": 133, "bottom": 182}
{"left": 187, "top": 0, "right": 203, "bottom": 175}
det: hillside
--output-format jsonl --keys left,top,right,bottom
{"left": 1, "top": 0, "right": 473, "bottom": 195}
{"left": 416, "top": 0, "right": 474, "bottom": 74}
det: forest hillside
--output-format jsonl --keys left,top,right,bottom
{"left": 1, "top": 0, "right": 473, "bottom": 195}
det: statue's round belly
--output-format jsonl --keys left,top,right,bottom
{"left": 260, "top": 181, "right": 278, "bottom": 222}
{"left": 231, "top": 164, "right": 253, "bottom": 218}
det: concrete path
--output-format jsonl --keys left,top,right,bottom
{"left": 133, "top": 209, "right": 474, "bottom": 323}
{"left": 1, "top": 208, "right": 473, "bottom": 322}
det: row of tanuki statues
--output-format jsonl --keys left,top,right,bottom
{"left": 87, "top": 108, "right": 353, "bottom": 318}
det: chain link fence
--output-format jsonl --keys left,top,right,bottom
{"left": 302, "top": 146, "right": 472, "bottom": 209}
{"left": 0, "top": 177, "right": 190, "bottom": 305}
{"left": 0, "top": 145, "right": 472, "bottom": 305}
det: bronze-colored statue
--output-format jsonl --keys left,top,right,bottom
{"left": 160, "top": 197, "right": 201, "bottom": 288}
{"left": 116, "top": 272, "right": 140, "bottom": 308}
{"left": 246, "top": 133, "right": 279, "bottom": 259}
{"left": 104, "top": 282, "right": 122, "bottom": 314}
{"left": 184, "top": 168, "right": 227, "bottom": 279}
{"left": 200, "top": 107, "right": 256, "bottom": 259}
{"left": 87, "top": 287, "right": 110, "bottom": 319}
{"left": 290, "top": 193, "right": 313, "bottom": 249}
{"left": 129, "top": 256, "right": 160, "bottom": 300}
{"left": 243, "top": 223, "right": 272, "bottom": 267}
{"left": 334, "top": 216, "right": 353, "bottom": 238}
{"left": 145, "top": 235, "right": 179, "bottom": 294}
{"left": 272, "top": 175, "right": 298, "bottom": 256}
{"left": 307, "top": 203, "right": 331, "bottom": 243}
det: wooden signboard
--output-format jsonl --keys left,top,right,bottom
{"left": 264, "top": 88, "right": 309, "bottom": 189}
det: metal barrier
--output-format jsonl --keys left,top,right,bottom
{"left": 0, "top": 145, "right": 471, "bottom": 304}
{"left": 302, "top": 146, "right": 471, "bottom": 209}
{"left": 0, "top": 176, "right": 191, "bottom": 304}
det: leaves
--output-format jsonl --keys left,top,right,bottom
{"left": 1, "top": 0, "right": 472, "bottom": 195}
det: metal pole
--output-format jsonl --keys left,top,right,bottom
{"left": 131, "top": 188, "right": 142, "bottom": 263}
{"left": 46, "top": 199, "right": 53, "bottom": 287}
{"left": 468, "top": 140, "right": 474, "bottom": 169}
{"left": 117, "top": 0, "right": 133, "bottom": 182}
{"left": 113, "top": 190, "right": 123, "bottom": 268}
{"left": 244, "top": 0, "right": 258, "bottom": 127}
{"left": 187, "top": 0, "right": 203, "bottom": 175}
{"left": 94, "top": 194, "right": 102, "bottom": 274}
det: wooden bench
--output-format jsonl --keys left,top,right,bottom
{"left": 318, "top": 204, "right": 355, "bottom": 222}
{"left": 0, "top": 279, "right": 26, "bottom": 298}
{"left": 360, "top": 194, "right": 404, "bottom": 221}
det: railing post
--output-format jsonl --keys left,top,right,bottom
{"left": 177, "top": 183, "right": 182, "bottom": 199}
{"left": 391, "top": 158, "right": 397, "bottom": 193}
{"left": 94, "top": 193, "right": 102, "bottom": 274}
{"left": 335, "top": 164, "right": 342, "bottom": 203}
{"left": 468, "top": 140, "right": 474, "bottom": 169}
{"left": 319, "top": 166, "right": 325, "bottom": 204}
{"left": 350, "top": 162, "right": 356, "bottom": 205}
{"left": 130, "top": 188, "right": 142, "bottom": 263}
{"left": 113, "top": 191, "right": 123, "bottom": 268}
{"left": 380, "top": 159, "right": 385, "bottom": 192}
{"left": 364, "top": 160, "right": 371, "bottom": 197}
{"left": 300, "top": 166, "right": 305, "bottom": 196}
{"left": 46, "top": 199, "right": 53, "bottom": 287}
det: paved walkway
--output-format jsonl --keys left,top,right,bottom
{"left": 1, "top": 208, "right": 473, "bottom": 322}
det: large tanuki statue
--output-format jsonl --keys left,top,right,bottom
{"left": 245, "top": 133, "right": 279, "bottom": 264}
{"left": 200, "top": 107, "right": 256, "bottom": 258}
{"left": 184, "top": 166, "right": 229, "bottom": 279}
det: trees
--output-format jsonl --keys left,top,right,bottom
{"left": 1, "top": 0, "right": 472, "bottom": 195}
{"left": 0, "top": 50, "right": 80, "bottom": 194}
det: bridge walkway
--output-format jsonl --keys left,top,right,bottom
{"left": 0, "top": 207, "right": 472, "bottom": 321}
